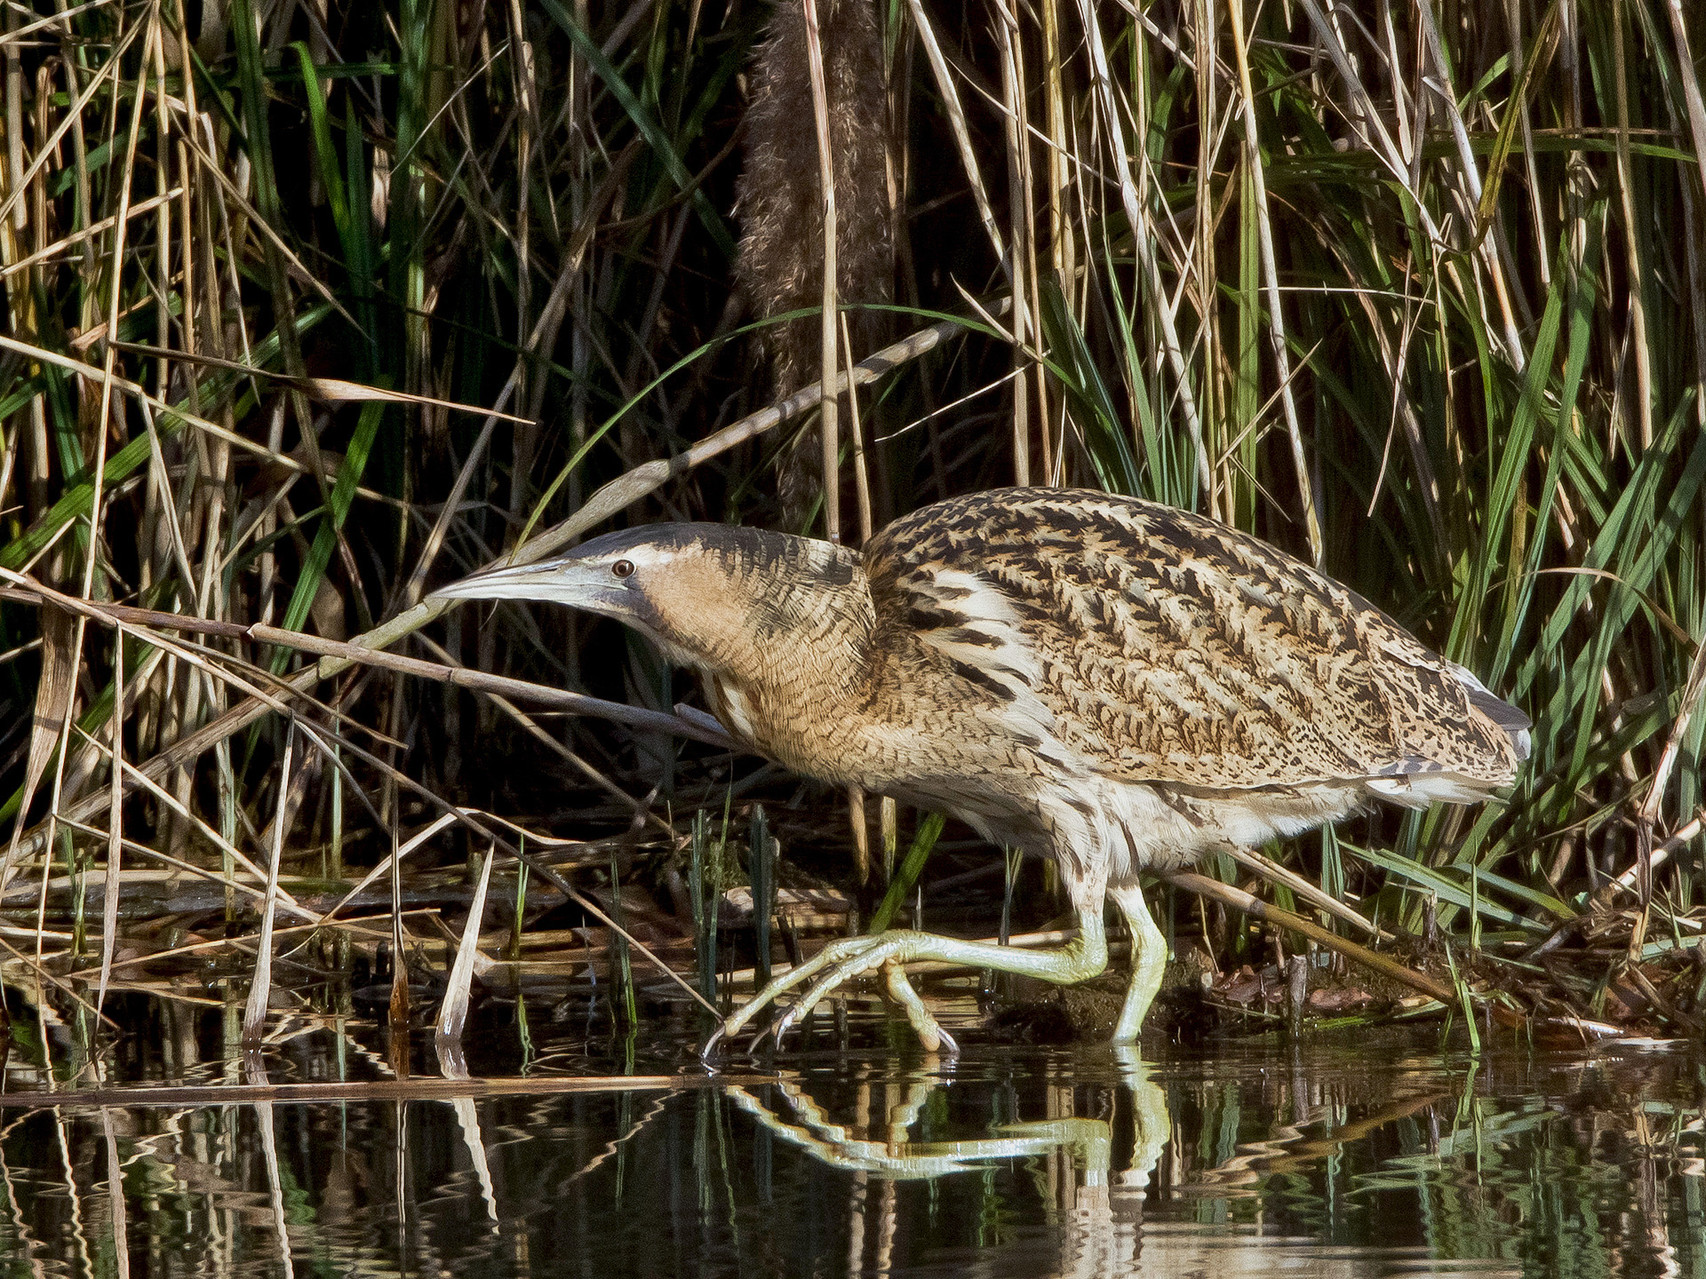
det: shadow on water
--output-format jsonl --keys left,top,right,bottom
{"left": 0, "top": 1007, "right": 1702, "bottom": 1278}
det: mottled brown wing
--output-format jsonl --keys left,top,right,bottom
{"left": 864, "top": 488, "right": 1527, "bottom": 791}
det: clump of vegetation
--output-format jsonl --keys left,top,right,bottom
{"left": 0, "top": 0, "right": 1702, "bottom": 1053}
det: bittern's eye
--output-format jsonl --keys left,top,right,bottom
{"left": 611, "top": 559, "right": 636, "bottom": 579}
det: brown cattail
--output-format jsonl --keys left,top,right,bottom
{"left": 737, "top": 0, "right": 894, "bottom": 527}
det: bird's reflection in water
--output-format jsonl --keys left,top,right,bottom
{"left": 709, "top": 1039, "right": 1571, "bottom": 1278}
{"left": 728, "top": 1044, "right": 1166, "bottom": 1180}
{"left": 723, "top": 1045, "right": 1168, "bottom": 1275}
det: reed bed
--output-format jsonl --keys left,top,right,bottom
{"left": 0, "top": 0, "right": 1703, "bottom": 1056}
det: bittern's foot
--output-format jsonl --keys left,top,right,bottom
{"left": 702, "top": 930, "right": 964, "bottom": 1057}
{"left": 701, "top": 920, "right": 1109, "bottom": 1060}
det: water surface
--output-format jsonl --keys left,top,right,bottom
{"left": 0, "top": 1008, "right": 1700, "bottom": 1277}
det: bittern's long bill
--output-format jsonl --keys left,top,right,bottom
{"left": 432, "top": 488, "right": 1530, "bottom": 1054}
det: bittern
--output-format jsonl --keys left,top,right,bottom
{"left": 433, "top": 488, "right": 1530, "bottom": 1052}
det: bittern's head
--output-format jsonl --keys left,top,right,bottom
{"left": 430, "top": 523, "right": 871, "bottom": 678}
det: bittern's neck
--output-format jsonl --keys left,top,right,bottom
{"left": 720, "top": 577, "right": 875, "bottom": 689}
{"left": 687, "top": 567, "right": 879, "bottom": 768}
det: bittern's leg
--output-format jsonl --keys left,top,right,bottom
{"left": 707, "top": 906, "right": 1109, "bottom": 1055}
{"left": 1107, "top": 881, "right": 1167, "bottom": 1044}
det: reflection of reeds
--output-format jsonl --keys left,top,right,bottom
{"left": 689, "top": 810, "right": 719, "bottom": 1011}
{"left": 0, "top": 1042, "right": 1701, "bottom": 1272}
{"left": 1, "top": 0, "right": 1705, "bottom": 1046}
{"left": 749, "top": 805, "right": 777, "bottom": 989}
{"left": 607, "top": 841, "right": 636, "bottom": 1028}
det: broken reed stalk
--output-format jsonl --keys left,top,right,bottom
{"left": 436, "top": 842, "right": 496, "bottom": 1045}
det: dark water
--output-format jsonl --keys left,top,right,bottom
{"left": 1, "top": 1006, "right": 1702, "bottom": 1278}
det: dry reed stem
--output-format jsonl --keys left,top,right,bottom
{"left": 242, "top": 727, "right": 293, "bottom": 1045}
{"left": 801, "top": 0, "right": 841, "bottom": 543}
{"left": 1225, "top": 0, "right": 1322, "bottom": 564}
